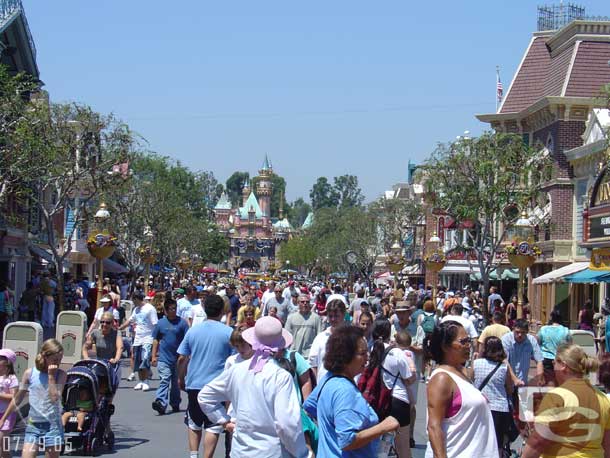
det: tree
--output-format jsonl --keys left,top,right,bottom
{"left": 225, "top": 172, "right": 250, "bottom": 208}
{"left": 420, "top": 131, "right": 551, "bottom": 301}
{"left": 369, "top": 196, "right": 423, "bottom": 253}
{"left": 287, "top": 197, "right": 312, "bottom": 228}
{"left": 333, "top": 175, "right": 365, "bottom": 208}
{"left": 0, "top": 65, "right": 48, "bottom": 208}
{"left": 309, "top": 177, "right": 338, "bottom": 210}
{"left": 277, "top": 236, "right": 317, "bottom": 275}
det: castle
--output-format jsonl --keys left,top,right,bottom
{"left": 214, "top": 156, "right": 293, "bottom": 272}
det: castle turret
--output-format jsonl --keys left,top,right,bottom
{"left": 242, "top": 178, "right": 250, "bottom": 207}
{"left": 256, "top": 155, "right": 273, "bottom": 217}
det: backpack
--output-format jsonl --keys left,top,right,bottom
{"left": 421, "top": 312, "right": 436, "bottom": 335}
{"left": 356, "top": 347, "right": 398, "bottom": 420}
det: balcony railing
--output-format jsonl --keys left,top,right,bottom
{"left": 0, "top": 0, "right": 36, "bottom": 59}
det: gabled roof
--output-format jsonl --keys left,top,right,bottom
{"left": 499, "top": 22, "right": 610, "bottom": 114}
{"left": 302, "top": 212, "right": 314, "bottom": 229}
{"left": 239, "top": 192, "right": 263, "bottom": 219}
{"left": 214, "top": 192, "right": 232, "bottom": 210}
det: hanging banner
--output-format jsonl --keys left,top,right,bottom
{"left": 590, "top": 248, "right": 610, "bottom": 271}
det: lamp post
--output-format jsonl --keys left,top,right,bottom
{"left": 87, "top": 203, "right": 116, "bottom": 309}
{"left": 425, "top": 232, "right": 446, "bottom": 307}
{"left": 507, "top": 211, "right": 537, "bottom": 320}
{"left": 176, "top": 249, "right": 191, "bottom": 280}
{"left": 285, "top": 260, "right": 290, "bottom": 277}
{"left": 387, "top": 241, "right": 405, "bottom": 290}
{"left": 139, "top": 225, "right": 155, "bottom": 296}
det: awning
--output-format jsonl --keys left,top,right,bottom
{"left": 29, "top": 244, "right": 54, "bottom": 264}
{"left": 564, "top": 268, "right": 610, "bottom": 284}
{"left": 440, "top": 261, "right": 479, "bottom": 275}
{"left": 532, "top": 262, "right": 589, "bottom": 285}
{"left": 103, "top": 258, "right": 128, "bottom": 274}
{"left": 402, "top": 264, "right": 422, "bottom": 275}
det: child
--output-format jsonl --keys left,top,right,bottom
{"left": 268, "top": 306, "right": 281, "bottom": 323}
{"left": 61, "top": 388, "right": 94, "bottom": 431}
{"left": 0, "top": 349, "right": 18, "bottom": 458}
{"left": 0, "top": 339, "right": 66, "bottom": 458}
{"left": 395, "top": 331, "right": 418, "bottom": 449}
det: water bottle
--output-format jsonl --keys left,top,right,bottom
{"left": 377, "top": 432, "right": 395, "bottom": 458}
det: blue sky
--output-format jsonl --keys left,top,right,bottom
{"left": 23, "top": 0, "right": 606, "bottom": 202}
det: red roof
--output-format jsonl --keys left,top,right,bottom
{"left": 500, "top": 34, "right": 610, "bottom": 114}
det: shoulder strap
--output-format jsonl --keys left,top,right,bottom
{"left": 316, "top": 374, "right": 356, "bottom": 401}
{"left": 478, "top": 362, "right": 502, "bottom": 391}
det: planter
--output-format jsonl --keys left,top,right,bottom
{"left": 87, "top": 245, "right": 115, "bottom": 260}
{"left": 508, "top": 254, "right": 536, "bottom": 269}
{"left": 387, "top": 262, "right": 404, "bottom": 275}
{"left": 425, "top": 260, "right": 446, "bottom": 273}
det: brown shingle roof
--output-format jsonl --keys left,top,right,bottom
{"left": 543, "top": 43, "right": 574, "bottom": 96}
{"left": 565, "top": 41, "right": 610, "bottom": 97}
{"left": 500, "top": 37, "right": 552, "bottom": 113}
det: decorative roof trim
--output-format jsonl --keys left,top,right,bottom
{"left": 477, "top": 96, "right": 604, "bottom": 123}
{"left": 564, "top": 139, "right": 607, "bottom": 162}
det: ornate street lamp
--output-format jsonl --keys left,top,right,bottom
{"left": 285, "top": 260, "right": 290, "bottom": 277}
{"left": 425, "top": 232, "right": 446, "bottom": 307}
{"left": 138, "top": 225, "right": 156, "bottom": 296}
{"left": 87, "top": 203, "right": 116, "bottom": 308}
{"left": 506, "top": 210, "right": 539, "bottom": 319}
{"left": 176, "top": 249, "right": 191, "bottom": 280}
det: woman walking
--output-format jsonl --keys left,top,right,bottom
{"left": 537, "top": 309, "right": 571, "bottom": 385}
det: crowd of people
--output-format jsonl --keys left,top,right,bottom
{"left": 2, "top": 273, "right": 610, "bottom": 457}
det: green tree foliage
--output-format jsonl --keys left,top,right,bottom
{"left": 333, "top": 175, "right": 365, "bottom": 208}
{"left": 420, "top": 131, "right": 551, "bottom": 294}
{"left": 225, "top": 171, "right": 250, "bottom": 208}
{"left": 369, "top": 196, "right": 423, "bottom": 253}
{"left": 277, "top": 236, "right": 317, "bottom": 275}
{"left": 0, "top": 66, "right": 49, "bottom": 206}
{"left": 309, "top": 177, "right": 338, "bottom": 210}
{"left": 287, "top": 197, "right": 312, "bottom": 228}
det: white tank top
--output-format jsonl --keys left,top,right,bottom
{"left": 425, "top": 368, "right": 498, "bottom": 458}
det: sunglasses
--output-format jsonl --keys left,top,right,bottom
{"left": 100, "top": 320, "right": 113, "bottom": 325}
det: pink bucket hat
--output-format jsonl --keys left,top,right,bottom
{"left": 0, "top": 349, "right": 16, "bottom": 364}
{"left": 242, "top": 316, "right": 293, "bottom": 349}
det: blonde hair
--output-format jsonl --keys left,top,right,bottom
{"left": 101, "top": 311, "right": 114, "bottom": 322}
{"left": 35, "top": 339, "right": 64, "bottom": 372}
{"left": 556, "top": 344, "right": 599, "bottom": 375}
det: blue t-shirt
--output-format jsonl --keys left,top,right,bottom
{"left": 408, "top": 309, "right": 423, "bottom": 337}
{"left": 177, "top": 319, "right": 232, "bottom": 390}
{"left": 537, "top": 324, "right": 571, "bottom": 360}
{"left": 303, "top": 374, "right": 379, "bottom": 458}
{"left": 605, "top": 318, "right": 610, "bottom": 353}
{"left": 152, "top": 316, "right": 189, "bottom": 364}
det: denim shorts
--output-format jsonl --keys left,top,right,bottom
{"left": 133, "top": 344, "right": 152, "bottom": 372}
{"left": 24, "top": 419, "right": 64, "bottom": 449}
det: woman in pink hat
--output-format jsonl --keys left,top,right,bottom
{"left": 198, "top": 316, "right": 309, "bottom": 458}
{"left": 0, "top": 349, "right": 17, "bottom": 458}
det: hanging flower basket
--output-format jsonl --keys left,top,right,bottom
{"left": 424, "top": 253, "right": 446, "bottom": 273}
{"left": 506, "top": 241, "right": 539, "bottom": 268}
{"left": 137, "top": 246, "right": 157, "bottom": 264}
{"left": 87, "top": 232, "right": 117, "bottom": 260}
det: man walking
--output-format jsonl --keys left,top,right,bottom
{"left": 285, "top": 294, "right": 323, "bottom": 358}
{"left": 308, "top": 299, "right": 346, "bottom": 382}
{"left": 119, "top": 292, "right": 158, "bottom": 391}
{"left": 502, "top": 319, "right": 544, "bottom": 386}
{"left": 177, "top": 294, "right": 232, "bottom": 458}
{"left": 262, "top": 286, "right": 290, "bottom": 324}
{"left": 151, "top": 298, "right": 189, "bottom": 415}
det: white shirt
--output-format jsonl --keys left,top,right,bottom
{"left": 441, "top": 314, "right": 479, "bottom": 338}
{"left": 128, "top": 303, "right": 159, "bottom": 346}
{"left": 261, "top": 290, "right": 275, "bottom": 308}
{"left": 308, "top": 329, "right": 331, "bottom": 382}
{"left": 94, "top": 307, "right": 119, "bottom": 322}
{"left": 282, "top": 286, "right": 301, "bottom": 303}
{"left": 326, "top": 293, "right": 348, "bottom": 307}
{"left": 190, "top": 303, "right": 207, "bottom": 326}
{"left": 198, "top": 359, "right": 308, "bottom": 458}
{"left": 382, "top": 345, "right": 412, "bottom": 404}
{"left": 177, "top": 297, "right": 200, "bottom": 321}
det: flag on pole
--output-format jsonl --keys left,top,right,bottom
{"left": 496, "top": 66, "right": 503, "bottom": 110}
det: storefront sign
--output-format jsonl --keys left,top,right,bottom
{"left": 590, "top": 248, "right": 610, "bottom": 270}
{"left": 595, "top": 172, "right": 610, "bottom": 205}
{"left": 588, "top": 215, "right": 610, "bottom": 240}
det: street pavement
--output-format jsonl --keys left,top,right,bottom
{"left": 101, "top": 361, "right": 430, "bottom": 457}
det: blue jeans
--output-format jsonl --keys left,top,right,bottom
{"left": 155, "top": 360, "right": 180, "bottom": 409}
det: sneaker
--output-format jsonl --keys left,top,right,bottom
{"left": 127, "top": 372, "right": 137, "bottom": 381}
{"left": 134, "top": 382, "right": 143, "bottom": 390}
{"left": 141, "top": 383, "right": 150, "bottom": 391}
{"left": 152, "top": 400, "right": 165, "bottom": 415}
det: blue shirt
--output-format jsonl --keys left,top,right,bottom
{"left": 605, "top": 318, "right": 610, "bottom": 353}
{"left": 177, "top": 319, "right": 232, "bottom": 390}
{"left": 303, "top": 374, "right": 379, "bottom": 458}
{"left": 408, "top": 309, "right": 423, "bottom": 337}
{"left": 177, "top": 297, "right": 200, "bottom": 321}
{"left": 537, "top": 324, "right": 570, "bottom": 360}
{"left": 501, "top": 332, "right": 542, "bottom": 383}
{"left": 152, "top": 316, "right": 189, "bottom": 364}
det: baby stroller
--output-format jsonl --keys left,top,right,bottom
{"left": 62, "top": 359, "right": 119, "bottom": 455}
